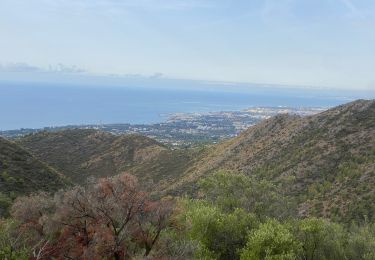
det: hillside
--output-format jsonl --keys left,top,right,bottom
{"left": 17, "top": 129, "right": 201, "bottom": 186}
{"left": 0, "top": 137, "right": 68, "bottom": 215}
{"left": 165, "top": 99, "right": 375, "bottom": 223}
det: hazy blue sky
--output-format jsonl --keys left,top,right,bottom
{"left": 0, "top": 0, "right": 375, "bottom": 90}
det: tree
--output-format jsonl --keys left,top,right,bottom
{"left": 10, "top": 173, "right": 174, "bottom": 259}
{"left": 132, "top": 199, "right": 174, "bottom": 256}
{"left": 10, "top": 192, "right": 57, "bottom": 259}
{"left": 345, "top": 223, "right": 375, "bottom": 260}
{"left": 183, "top": 200, "right": 258, "bottom": 259}
{"left": 240, "top": 219, "right": 301, "bottom": 260}
{"left": 294, "top": 218, "right": 346, "bottom": 260}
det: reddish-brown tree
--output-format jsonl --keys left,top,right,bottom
{"left": 11, "top": 173, "right": 174, "bottom": 259}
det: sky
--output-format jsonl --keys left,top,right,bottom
{"left": 0, "top": 0, "right": 375, "bottom": 90}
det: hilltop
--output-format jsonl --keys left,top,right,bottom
{"left": 0, "top": 137, "right": 68, "bottom": 215}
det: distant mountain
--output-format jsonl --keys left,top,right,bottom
{"left": 0, "top": 137, "right": 69, "bottom": 215}
{"left": 165, "top": 99, "right": 375, "bottom": 223}
{"left": 17, "top": 129, "right": 201, "bottom": 187}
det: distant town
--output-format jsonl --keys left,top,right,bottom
{"left": 1, "top": 106, "right": 326, "bottom": 147}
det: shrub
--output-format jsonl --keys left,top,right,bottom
{"left": 240, "top": 219, "right": 301, "bottom": 260}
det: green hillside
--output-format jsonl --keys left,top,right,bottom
{"left": 0, "top": 137, "right": 69, "bottom": 216}
{"left": 17, "top": 129, "right": 202, "bottom": 188}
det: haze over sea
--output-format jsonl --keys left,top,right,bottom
{"left": 1, "top": 78, "right": 373, "bottom": 131}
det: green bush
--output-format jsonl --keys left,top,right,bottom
{"left": 294, "top": 218, "right": 346, "bottom": 260}
{"left": 0, "top": 219, "right": 29, "bottom": 260}
{"left": 345, "top": 223, "right": 375, "bottom": 260}
{"left": 183, "top": 200, "right": 258, "bottom": 259}
{"left": 240, "top": 219, "right": 301, "bottom": 260}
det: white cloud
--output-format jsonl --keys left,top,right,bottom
{"left": 48, "top": 64, "right": 86, "bottom": 74}
{"left": 0, "top": 62, "right": 86, "bottom": 74}
{"left": 0, "top": 63, "right": 41, "bottom": 73}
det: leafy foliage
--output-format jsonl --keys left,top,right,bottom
{"left": 9, "top": 173, "right": 174, "bottom": 259}
{"left": 293, "top": 218, "right": 346, "bottom": 260}
{"left": 1, "top": 169, "right": 375, "bottom": 259}
{"left": 177, "top": 171, "right": 375, "bottom": 260}
{"left": 240, "top": 219, "right": 301, "bottom": 260}
{"left": 182, "top": 200, "right": 258, "bottom": 260}
{"left": 346, "top": 223, "right": 375, "bottom": 260}
{"left": 0, "top": 219, "right": 30, "bottom": 260}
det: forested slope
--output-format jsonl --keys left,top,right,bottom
{"left": 0, "top": 137, "right": 68, "bottom": 215}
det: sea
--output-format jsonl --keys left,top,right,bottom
{"left": 0, "top": 79, "right": 373, "bottom": 130}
